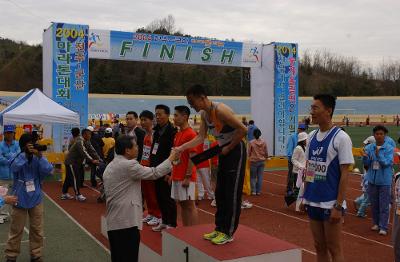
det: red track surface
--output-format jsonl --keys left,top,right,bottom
{"left": 43, "top": 171, "right": 395, "bottom": 262}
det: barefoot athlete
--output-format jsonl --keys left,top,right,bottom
{"left": 302, "top": 94, "right": 354, "bottom": 262}
{"left": 177, "top": 84, "right": 247, "bottom": 245}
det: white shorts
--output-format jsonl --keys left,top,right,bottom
{"left": 171, "top": 181, "right": 196, "bottom": 201}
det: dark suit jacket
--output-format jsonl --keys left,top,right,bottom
{"left": 150, "top": 122, "right": 176, "bottom": 168}
{"left": 134, "top": 127, "right": 145, "bottom": 162}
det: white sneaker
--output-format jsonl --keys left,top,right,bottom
{"left": 152, "top": 223, "right": 167, "bottom": 232}
{"left": 241, "top": 200, "right": 253, "bottom": 209}
{"left": 76, "top": 194, "right": 86, "bottom": 202}
{"left": 147, "top": 217, "right": 160, "bottom": 226}
{"left": 61, "top": 193, "right": 74, "bottom": 200}
{"left": 211, "top": 199, "right": 217, "bottom": 207}
{"left": 142, "top": 214, "right": 153, "bottom": 223}
{"left": 378, "top": 230, "right": 387, "bottom": 236}
{"left": 371, "top": 225, "right": 379, "bottom": 231}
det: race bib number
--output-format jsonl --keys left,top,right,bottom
{"left": 152, "top": 143, "right": 159, "bottom": 155}
{"left": 25, "top": 180, "right": 35, "bottom": 192}
{"left": 372, "top": 161, "right": 380, "bottom": 170}
{"left": 306, "top": 160, "right": 327, "bottom": 182}
{"left": 142, "top": 145, "right": 151, "bottom": 161}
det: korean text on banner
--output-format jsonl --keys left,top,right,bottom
{"left": 52, "top": 23, "right": 89, "bottom": 149}
{"left": 274, "top": 43, "right": 298, "bottom": 156}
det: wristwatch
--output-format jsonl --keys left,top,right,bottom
{"left": 333, "top": 202, "right": 342, "bottom": 211}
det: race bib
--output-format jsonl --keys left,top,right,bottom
{"left": 25, "top": 180, "right": 35, "bottom": 192}
{"left": 142, "top": 145, "right": 151, "bottom": 161}
{"left": 306, "top": 160, "right": 327, "bottom": 182}
{"left": 372, "top": 161, "right": 380, "bottom": 170}
{"left": 152, "top": 143, "right": 159, "bottom": 155}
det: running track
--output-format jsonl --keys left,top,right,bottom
{"left": 43, "top": 170, "right": 394, "bottom": 262}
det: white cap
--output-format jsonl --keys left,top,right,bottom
{"left": 105, "top": 127, "right": 112, "bottom": 134}
{"left": 86, "top": 126, "right": 94, "bottom": 132}
{"left": 298, "top": 132, "right": 308, "bottom": 142}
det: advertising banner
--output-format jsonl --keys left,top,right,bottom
{"left": 274, "top": 43, "right": 298, "bottom": 155}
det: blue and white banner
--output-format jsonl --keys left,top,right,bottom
{"left": 51, "top": 22, "right": 89, "bottom": 149}
{"left": 274, "top": 43, "right": 298, "bottom": 156}
{"left": 88, "top": 29, "right": 261, "bottom": 68}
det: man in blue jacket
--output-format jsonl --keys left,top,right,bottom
{"left": 0, "top": 125, "right": 20, "bottom": 223}
{"left": 363, "top": 125, "right": 394, "bottom": 236}
{"left": 4, "top": 133, "right": 53, "bottom": 262}
{"left": 0, "top": 125, "right": 20, "bottom": 182}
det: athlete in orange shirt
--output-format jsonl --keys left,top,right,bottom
{"left": 171, "top": 106, "right": 198, "bottom": 226}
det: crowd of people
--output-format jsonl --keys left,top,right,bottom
{"left": 0, "top": 89, "right": 399, "bottom": 261}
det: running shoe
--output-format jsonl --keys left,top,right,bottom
{"left": 142, "top": 214, "right": 153, "bottom": 223}
{"left": 241, "top": 200, "right": 253, "bottom": 209}
{"left": 211, "top": 233, "right": 234, "bottom": 245}
{"left": 61, "top": 193, "right": 74, "bottom": 200}
{"left": 371, "top": 225, "right": 379, "bottom": 231}
{"left": 147, "top": 217, "right": 160, "bottom": 226}
{"left": 211, "top": 199, "right": 217, "bottom": 207}
{"left": 152, "top": 223, "right": 167, "bottom": 232}
{"left": 76, "top": 194, "right": 86, "bottom": 202}
{"left": 203, "top": 230, "right": 220, "bottom": 241}
{"left": 378, "top": 230, "right": 387, "bottom": 236}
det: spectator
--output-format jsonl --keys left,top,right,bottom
{"left": 102, "top": 128, "right": 115, "bottom": 160}
{"left": 103, "top": 135, "right": 178, "bottom": 262}
{"left": 393, "top": 172, "right": 400, "bottom": 262}
{"left": 150, "top": 105, "right": 177, "bottom": 231}
{"left": 124, "top": 111, "right": 145, "bottom": 162}
{"left": 291, "top": 132, "right": 307, "bottom": 211}
{"left": 90, "top": 127, "right": 105, "bottom": 187}
{"left": 286, "top": 123, "right": 306, "bottom": 197}
{"left": 68, "top": 127, "right": 81, "bottom": 151}
{"left": 247, "top": 120, "right": 258, "bottom": 142}
{"left": 353, "top": 172, "right": 369, "bottom": 218}
{"left": 62, "top": 127, "right": 100, "bottom": 202}
{"left": 5, "top": 133, "right": 53, "bottom": 262}
{"left": 195, "top": 138, "right": 215, "bottom": 201}
{"left": 241, "top": 116, "right": 248, "bottom": 127}
{"left": 248, "top": 129, "right": 268, "bottom": 195}
{"left": 0, "top": 125, "right": 20, "bottom": 222}
{"left": 363, "top": 125, "right": 394, "bottom": 236}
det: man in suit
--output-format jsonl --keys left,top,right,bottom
{"left": 103, "top": 135, "right": 178, "bottom": 262}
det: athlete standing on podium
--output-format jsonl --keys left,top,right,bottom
{"left": 176, "top": 85, "right": 247, "bottom": 245}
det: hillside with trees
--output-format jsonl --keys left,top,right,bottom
{"left": 0, "top": 15, "right": 399, "bottom": 96}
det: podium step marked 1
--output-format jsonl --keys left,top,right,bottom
{"left": 101, "top": 216, "right": 302, "bottom": 261}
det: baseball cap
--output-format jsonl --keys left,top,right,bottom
{"left": 86, "top": 126, "right": 94, "bottom": 132}
{"left": 105, "top": 127, "right": 112, "bottom": 134}
{"left": 3, "top": 125, "right": 16, "bottom": 133}
{"left": 298, "top": 132, "right": 308, "bottom": 142}
{"left": 298, "top": 123, "right": 306, "bottom": 130}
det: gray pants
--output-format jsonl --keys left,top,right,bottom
{"left": 393, "top": 213, "right": 400, "bottom": 262}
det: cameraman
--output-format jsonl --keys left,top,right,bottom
{"left": 5, "top": 133, "right": 53, "bottom": 262}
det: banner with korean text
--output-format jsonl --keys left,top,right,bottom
{"left": 88, "top": 29, "right": 261, "bottom": 68}
{"left": 48, "top": 23, "right": 89, "bottom": 150}
{"left": 273, "top": 43, "right": 298, "bottom": 155}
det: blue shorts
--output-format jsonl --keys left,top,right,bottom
{"left": 305, "top": 205, "right": 345, "bottom": 221}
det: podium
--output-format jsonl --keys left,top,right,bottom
{"left": 101, "top": 216, "right": 301, "bottom": 261}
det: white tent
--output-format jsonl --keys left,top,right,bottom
{"left": 0, "top": 88, "right": 80, "bottom": 125}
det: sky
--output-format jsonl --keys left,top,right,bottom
{"left": 1, "top": 0, "right": 399, "bottom": 67}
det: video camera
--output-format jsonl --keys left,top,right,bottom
{"left": 31, "top": 131, "right": 47, "bottom": 151}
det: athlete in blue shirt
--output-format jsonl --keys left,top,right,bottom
{"left": 301, "top": 94, "right": 354, "bottom": 262}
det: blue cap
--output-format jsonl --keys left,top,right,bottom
{"left": 4, "top": 125, "right": 16, "bottom": 133}
{"left": 298, "top": 123, "right": 306, "bottom": 130}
